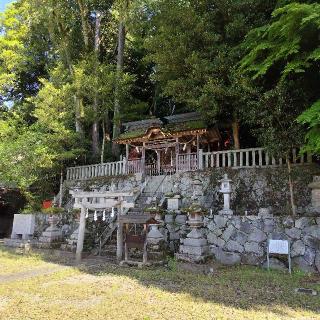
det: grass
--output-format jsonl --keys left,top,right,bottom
{"left": 0, "top": 247, "right": 319, "bottom": 320}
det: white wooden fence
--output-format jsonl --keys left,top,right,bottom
{"left": 66, "top": 160, "right": 126, "bottom": 180}
{"left": 202, "top": 148, "right": 312, "bottom": 169}
{"left": 66, "top": 148, "right": 313, "bottom": 180}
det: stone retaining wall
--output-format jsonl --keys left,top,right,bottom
{"left": 164, "top": 165, "right": 319, "bottom": 215}
{"left": 163, "top": 213, "right": 320, "bottom": 273}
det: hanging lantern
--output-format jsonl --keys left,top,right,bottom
{"left": 102, "top": 210, "right": 106, "bottom": 221}
{"left": 111, "top": 207, "right": 115, "bottom": 218}
{"left": 94, "top": 210, "right": 98, "bottom": 221}
{"left": 183, "top": 143, "right": 187, "bottom": 151}
{"left": 85, "top": 208, "right": 89, "bottom": 218}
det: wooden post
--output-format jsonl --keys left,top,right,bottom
{"left": 117, "top": 221, "right": 123, "bottom": 261}
{"left": 157, "top": 150, "right": 161, "bottom": 174}
{"left": 76, "top": 205, "right": 87, "bottom": 263}
{"left": 142, "top": 142, "right": 146, "bottom": 176}
{"left": 175, "top": 137, "right": 179, "bottom": 172}
{"left": 196, "top": 134, "right": 200, "bottom": 170}
{"left": 59, "top": 170, "right": 63, "bottom": 207}
{"left": 198, "top": 149, "right": 203, "bottom": 170}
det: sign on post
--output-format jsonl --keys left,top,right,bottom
{"left": 267, "top": 239, "right": 291, "bottom": 274}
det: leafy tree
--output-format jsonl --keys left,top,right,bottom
{"left": 143, "top": 0, "right": 276, "bottom": 148}
{"left": 240, "top": 1, "right": 320, "bottom": 214}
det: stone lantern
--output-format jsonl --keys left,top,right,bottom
{"left": 218, "top": 174, "right": 233, "bottom": 215}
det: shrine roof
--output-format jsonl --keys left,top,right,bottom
{"left": 115, "top": 112, "right": 209, "bottom": 143}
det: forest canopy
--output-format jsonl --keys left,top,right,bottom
{"left": 0, "top": 0, "right": 319, "bottom": 203}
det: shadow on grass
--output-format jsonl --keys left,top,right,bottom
{"left": 1, "top": 245, "right": 320, "bottom": 317}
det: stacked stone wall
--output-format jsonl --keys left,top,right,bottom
{"left": 162, "top": 213, "right": 320, "bottom": 272}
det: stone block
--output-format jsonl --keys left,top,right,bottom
{"left": 240, "top": 221, "right": 254, "bottom": 234}
{"left": 229, "top": 216, "right": 241, "bottom": 229}
{"left": 291, "top": 240, "right": 305, "bottom": 257}
{"left": 207, "top": 233, "right": 225, "bottom": 247}
{"left": 242, "top": 253, "right": 264, "bottom": 266}
{"left": 244, "top": 242, "right": 264, "bottom": 256}
{"left": 295, "top": 217, "right": 312, "bottom": 229}
{"left": 285, "top": 227, "right": 301, "bottom": 240}
{"left": 304, "top": 225, "right": 320, "bottom": 240}
{"left": 231, "top": 230, "right": 248, "bottom": 245}
{"left": 175, "top": 215, "right": 187, "bottom": 225}
{"left": 169, "top": 232, "right": 180, "bottom": 241}
{"left": 214, "top": 215, "right": 228, "bottom": 228}
{"left": 179, "top": 245, "right": 209, "bottom": 256}
{"left": 206, "top": 220, "right": 216, "bottom": 232}
{"left": 303, "top": 247, "right": 316, "bottom": 265}
{"left": 282, "top": 217, "right": 294, "bottom": 228}
{"left": 315, "top": 252, "right": 320, "bottom": 273}
{"left": 213, "top": 249, "right": 241, "bottom": 265}
{"left": 183, "top": 238, "right": 208, "bottom": 247}
{"left": 270, "top": 232, "right": 287, "bottom": 240}
{"left": 303, "top": 235, "right": 320, "bottom": 250}
{"left": 225, "top": 240, "right": 244, "bottom": 253}
{"left": 167, "top": 198, "right": 181, "bottom": 211}
{"left": 165, "top": 214, "right": 174, "bottom": 223}
{"left": 222, "top": 225, "right": 235, "bottom": 242}
{"left": 11, "top": 214, "right": 35, "bottom": 240}
{"left": 248, "top": 228, "right": 267, "bottom": 243}
{"left": 292, "top": 256, "right": 317, "bottom": 273}
{"left": 263, "top": 220, "right": 275, "bottom": 233}
{"left": 263, "top": 258, "right": 287, "bottom": 271}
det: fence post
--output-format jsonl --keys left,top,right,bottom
{"left": 198, "top": 149, "right": 203, "bottom": 170}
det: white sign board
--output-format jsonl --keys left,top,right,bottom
{"left": 268, "top": 240, "right": 289, "bottom": 254}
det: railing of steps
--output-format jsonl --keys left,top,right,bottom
{"left": 96, "top": 177, "right": 150, "bottom": 255}
{"left": 202, "top": 148, "right": 312, "bottom": 169}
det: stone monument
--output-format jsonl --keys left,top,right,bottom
{"left": 218, "top": 174, "right": 233, "bottom": 215}
{"left": 11, "top": 214, "right": 35, "bottom": 240}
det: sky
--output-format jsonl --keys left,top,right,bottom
{"left": 0, "top": 0, "right": 13, "bottom": 12}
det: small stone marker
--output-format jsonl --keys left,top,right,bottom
{"left": 267, "top": 239, "right": 291, "bottom": 273}
{"left": 294, "top": 288, "right": 317, "bottom": 296}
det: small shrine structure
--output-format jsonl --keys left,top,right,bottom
{"left": 115, "top": 112, "right": 222, "bottom": 176}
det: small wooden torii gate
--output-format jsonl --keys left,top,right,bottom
{"left": 70, "top": 190, "right": 134, "bottom": 263}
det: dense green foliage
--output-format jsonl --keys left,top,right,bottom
{"left": 0, "top": 0, "right": 319, "bottom": 204}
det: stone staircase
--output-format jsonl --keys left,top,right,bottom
{"left": 96, "top": 175, "right": 170, "bottom": 256}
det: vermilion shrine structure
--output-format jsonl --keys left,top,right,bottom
{"left": 115, "top": 112, "right": 222, "bottom": 176}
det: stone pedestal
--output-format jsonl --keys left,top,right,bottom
{"left": 176, "top": 211, "right": 209, "bottom": 263}
{"left": 39, "top": 215, "right": 62, "bottom": 243}
{"left": 147, "top": 224, "right": 164, "bottom": 245}
{"left": 147, "top": 224, "right": 166, "bottom": 262}
{"left": 167, "top": 196, "right": 181, "bottom": 211}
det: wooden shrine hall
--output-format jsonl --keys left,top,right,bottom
{"left": 115, "top": 112, "right": 222, "bottom": 176}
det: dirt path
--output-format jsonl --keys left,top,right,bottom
{"left": 0, "top": 265, "right": 68, "bottom": 284}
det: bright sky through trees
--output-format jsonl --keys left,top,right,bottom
{"left": 0, "top": 0, "right": 13, "bottom": 12}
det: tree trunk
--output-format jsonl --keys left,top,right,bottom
{"left": 77, "top": 0, "right": 90, "bottom": 50}
{"left": 232, "top": 118, "right": 240, "bottom": 149}
{"left": 287, "top": 158, "right": 296, "bottom": 216}
{"left": 91, "top": 11, "right": 102, "bottom": 157}
{"left": 101, "top": 120, "right": 106, "bottom": 164}
{"left": 51, "top": 9, "right": 84, "bottom": 135}
{"left": 112, "top": 19, "right": 126, "bottom": 159}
